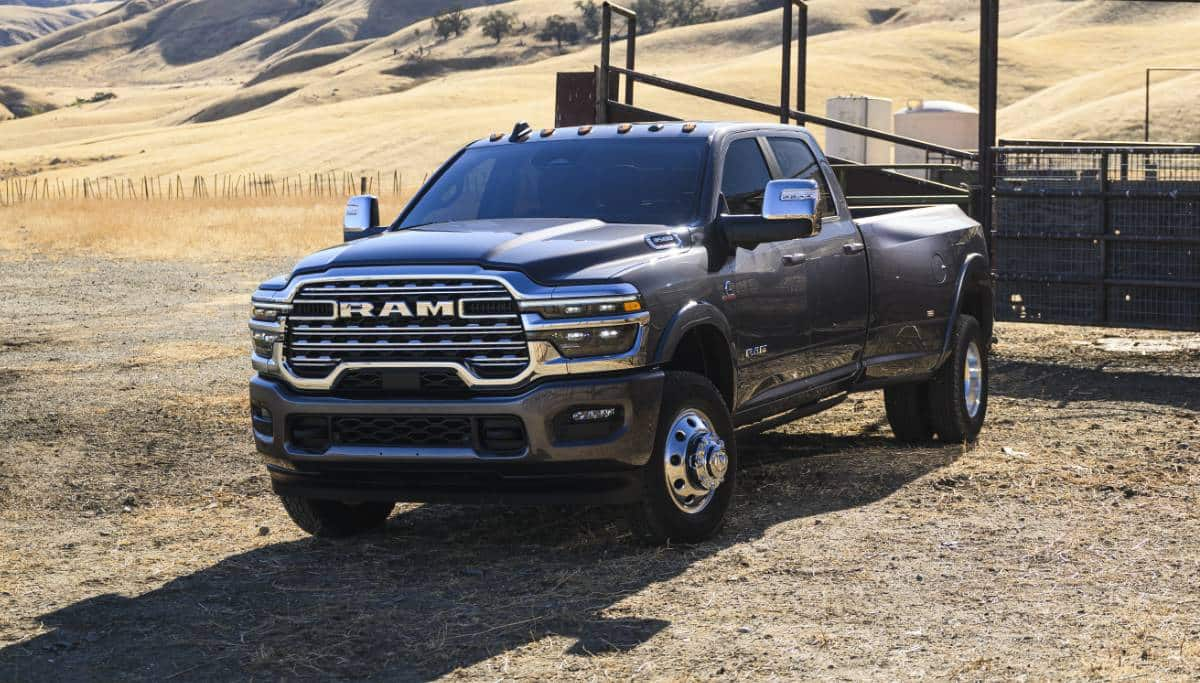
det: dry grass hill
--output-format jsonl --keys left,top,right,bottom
{"left": 0, "top": 0, "right": 1198, "bottom": 183}
{"left": 0, "top": 1, "right": 115, "bottom": 48}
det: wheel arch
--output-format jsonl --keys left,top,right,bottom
{"left": 654, "top": 302, "right": 737, "bottom": 409}
{"left": 939, "top": 252, "right": 993, "bottom": 364}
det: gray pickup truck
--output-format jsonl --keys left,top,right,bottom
{"left": 249, "top": 122, "right": 992, "bottom": 543}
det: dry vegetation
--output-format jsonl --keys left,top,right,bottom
{"left": 0, "top": 202, "right": 1198, "bottom": 679}
{"left": 0, "top": 1, "right": 1197, "bottom": 182}
{"left": 0, "top": 197, "right": 365, "bottom": 259}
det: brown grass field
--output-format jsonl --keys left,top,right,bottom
{"left": 0, "top": 199, "right": 1198, "bottom": 679}
{"left": 0, "top": 197, "right": 363, "bottom": 260}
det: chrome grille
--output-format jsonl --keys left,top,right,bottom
{"left": 284, "top": 279, "right": 529, "bottom": 380}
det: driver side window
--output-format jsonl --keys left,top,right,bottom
{"left": 721, "top": 138, "right": 771, "bottom": 215}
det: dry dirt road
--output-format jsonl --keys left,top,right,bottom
{"left": 1, "top": 256, "right": 1198, "bottom": 681}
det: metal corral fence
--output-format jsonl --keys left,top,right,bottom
{"left": 993, "top": 144, "right": 1200, "bottom": 331}
{"left": 0, "top": 170, "right": 423, "bottom": 204}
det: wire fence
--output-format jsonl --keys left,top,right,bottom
{"left": 993, "top": 145, "right": 1200, "bottom": 331}
{"left": 0, "top": 170, "right": 426, "bottom": 205}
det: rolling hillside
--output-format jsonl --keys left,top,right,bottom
{"left": 0, "top": 1, "right": 115, "bottom": 47}
{"left": 0, "top": 0, "right": 1197, "bottom": 182}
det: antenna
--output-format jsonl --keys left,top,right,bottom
{"left": 509, "top": 121, "right": 533, "bottom": 142}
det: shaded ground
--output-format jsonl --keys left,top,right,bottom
{"left": 1, "top": 256, "right": 1198, "bottom": 680}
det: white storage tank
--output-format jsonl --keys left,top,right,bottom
{"left": 824, "top": 96, "right": 893, "bottom": 165}
{"left": 894, "top": 99, "right": 979, "bottom": 177}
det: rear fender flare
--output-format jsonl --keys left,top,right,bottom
{"left": 938, "top": 252, "right": 991, "bottom": 365}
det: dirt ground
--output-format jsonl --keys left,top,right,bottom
{"left": 0, "top": 255, "right": 1197, "bottom": 681}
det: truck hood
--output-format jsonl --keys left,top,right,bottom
{"left": 291, "top": 218, "right": 690, "bottom": 282}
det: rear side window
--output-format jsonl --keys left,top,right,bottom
{"left": 720, "top": 138, "right": 771, "bottom": 215}
{"left": 767, "top": 137, "right": 836, "bottom": 217}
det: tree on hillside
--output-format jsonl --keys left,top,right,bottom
{"left": 669, "top": 0, "right": 718, "bottom": 26}
{"left": 632, "top": 0, "right": 667, "bottom": 33}
{"left": 538, "top": 15, "right": 582, "bottom": 50}
{"left": 431, "top": 7, "right": 471, "bottom": 41}
{"left": 575, "top": 0, "right": 601, "bottom": 37}
{"left": 480, "top": 9, "right": 518, "bottom": 44}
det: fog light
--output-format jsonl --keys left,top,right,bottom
{"left": 251, "top": 403, "right": 273, "bottom": 437}
{"left": 571, "top": 407, "right": 619, "bottom": 423}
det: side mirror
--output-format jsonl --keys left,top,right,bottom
{"left": 343, "top": 195, "right": 382, "bottom": 242}
{"left": 762, "top": 178, "right": 821, "bottom": 235}
{"left": 719, "top": 179, "right": 823, "bottom": 249}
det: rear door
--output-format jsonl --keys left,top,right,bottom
{"left": 765, "top": 136, "right": 870, "bottom": 376}
{"left": 718, "top": 136, "right": 811, "bottom": 404}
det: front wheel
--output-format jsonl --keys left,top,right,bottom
{"left": 625, "top": 371, "right": 737, "bottom": 544}
{"left": 279, "top": 496, "right": 395, "bottom": 538}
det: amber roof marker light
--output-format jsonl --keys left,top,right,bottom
{"left": 617, "top": 123, "right": 633, "bottom": 134}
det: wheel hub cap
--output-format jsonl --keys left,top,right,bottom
{"left": 963, "top": 340, "right": 983, "bottom": 418}
{"left": 664, "top": 409, "right": 726, "bottom": 514}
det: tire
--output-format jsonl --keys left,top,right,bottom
{"left": 279, "top": 496, "right": 395, "bottom": 538}
{"left": 884, "top": 382, "right": 934, "bottom": 443}
{"left": 927, "top": 314, "right": 988, "bottom": 443}
{"left": 625, "top": 371, "right": 737, "bottom": 544}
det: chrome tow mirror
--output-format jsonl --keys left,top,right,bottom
{"left": 762, "top": 179, "right": 822, "bottom": 237}
{"left": 343, "top": 195, "right": 381, "bottom": 242}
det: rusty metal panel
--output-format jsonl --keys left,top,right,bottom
{"left": 554, "top": 72, "right": 596, "bottom": 127}
{"left": 555, "top": 71, "right": 620, "bottom": 127}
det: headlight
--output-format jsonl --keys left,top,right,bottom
{"left": 539, "top": 324, "right": 640, "bottom": 358}
{"left": 251, "top": 306, "right": 281, "bottom": 322}
{"left": 521, "top": 297, "right": 643, "bottom": 319}
{"left": 252, "top": 331, "right": 278, "bottom": 357}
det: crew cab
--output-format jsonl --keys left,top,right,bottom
{"left": 248, "top": 122, "right": 992, "bottom": 542}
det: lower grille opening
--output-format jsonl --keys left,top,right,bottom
{"left": 287, "top": 414, "right": 527, "bottom": 456}
{"left": 331, "top": 368, "right": 469, "bottom": 398}
{"left": 334, "top": 415, "right": 473, "bottom": 448}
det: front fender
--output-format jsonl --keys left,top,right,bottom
{"left": 652, "top": 300, "right": 736, "bottom": 365}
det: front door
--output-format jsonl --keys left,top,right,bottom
{"left": 718, "top": 136, "right": 811, "bottom": 405}
{"left": 765, "top": 136, "right": 870, "bottom": 376}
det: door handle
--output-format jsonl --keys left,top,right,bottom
{"left": 782, "top": 253, "right": 808, "bottom": 266}
{"left": 842, "top": 242, "right": 865, "bottom": 255}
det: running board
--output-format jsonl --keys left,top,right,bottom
{"left": 735, "top": 393, "right": 847, "bottom": 436}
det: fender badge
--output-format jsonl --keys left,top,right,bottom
{"left": 722, "top": 280, "right": 737, "bottom": 302}
{"left": 646, "top": 233, "right": 682, "bottom": 250}
{"left": 745, "top": 345, "right": 768, "bottom": 359}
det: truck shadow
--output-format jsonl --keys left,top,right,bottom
{"left": 991, "top": 358, "right": 1200, "bottom": 412}
{"left": 0, "top": 432, "right": 956, "bottom": 681}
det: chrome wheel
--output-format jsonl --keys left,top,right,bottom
{"left": 663, "top": 409, "right": 728, "bottom": 514}
{"left": 963, "top": 340, "right": 983, "bottom": 418}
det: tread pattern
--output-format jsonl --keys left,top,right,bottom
{"left": 927, "top": 315, "right": 987, "bottom": 443}
{"left": 280, "top": 496, "right": 394, "bottom": 538}
{"left": 625, "top": 371, "right": 736, "bottom": 545}
{"left": 884, "top": 382, "right": 934, "bottom": 443}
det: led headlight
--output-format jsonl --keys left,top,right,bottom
{"left": 523, "top": 298, "right": 643, "bottom": 319}
{"left": 542, "top": 324, "right": 639, "bottom": 358}
{"left": 251, "top": 306, "right": 281, "bottom": 322}
{"left": 252, "top": 331, "right": 278, "bottom": 357}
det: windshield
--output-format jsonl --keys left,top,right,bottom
{"left": 399, "top": 138, "right": 708, "bottom": 228}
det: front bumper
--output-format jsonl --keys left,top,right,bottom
{"left": 249, "top": 370, "right": 664, "bottom": 505}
